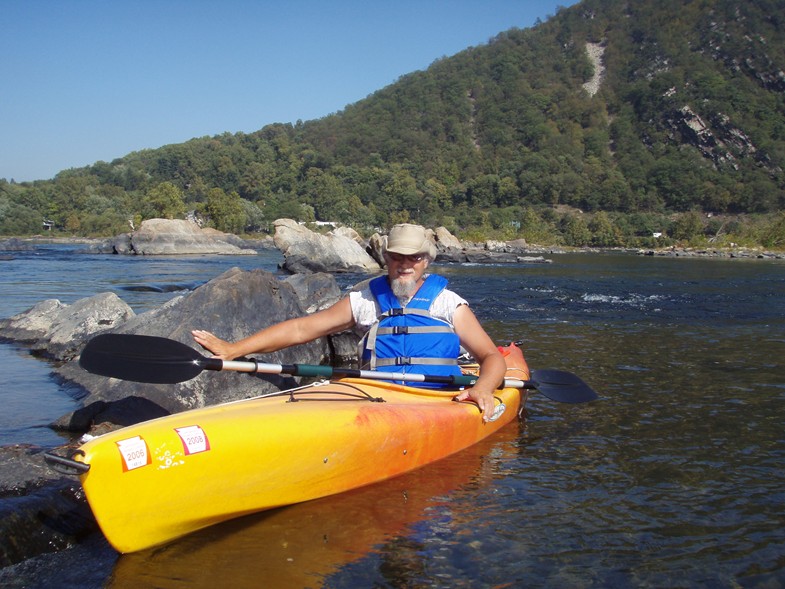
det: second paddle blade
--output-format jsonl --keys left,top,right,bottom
{"left": 530, "top": 369, "right": 599, "bottom": 403}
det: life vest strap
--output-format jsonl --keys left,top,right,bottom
{"left": 372, "top": 356, "right": 460, "bottom": 367}
{"left": 375, "top": 325, "right": 454, "bottom": 336}
{"left": 378, "top": 308, "right": 431, "bottom": 319}
{"left": 362, "top": 307, "right": 452, "bottom": 370}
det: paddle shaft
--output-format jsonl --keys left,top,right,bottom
{"left": 79, "top": 334, "right": 597, "bottom": 402}
{"left": 218, "top": 358, "right": 533, "bottom": 389}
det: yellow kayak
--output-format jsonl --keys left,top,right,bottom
{"left": 60, "top": 342, "right": 530, "bottom": 553}
{"left": 107, "top": 425, "right": 522, "bottom": 587}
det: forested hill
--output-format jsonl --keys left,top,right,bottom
{"left": 2, "top": 0, "right": 784, "bottom": 248}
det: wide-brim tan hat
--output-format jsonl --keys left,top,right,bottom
{"left": 384, "top": 223, "right": 436, "bottom": 258}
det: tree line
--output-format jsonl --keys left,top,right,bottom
{"left": 2, "top": 0, "right": 784, "bottom": 250}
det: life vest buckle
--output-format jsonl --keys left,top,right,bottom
{"left": 392, "top": 325, "right": 409, "bottom": 334}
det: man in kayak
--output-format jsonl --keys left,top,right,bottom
{"left": 192, "top": 223, "right": 507, "bottom": 422}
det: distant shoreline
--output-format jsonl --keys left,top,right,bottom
{"left": 3, "top": 235, "right": 784, "bottom": 261}
{"left": 12, "top": 236, "right": 103, "bottom": 244}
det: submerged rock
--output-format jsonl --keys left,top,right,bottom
{"left": 0, "top": 445, "right": 98, "bottom": 568}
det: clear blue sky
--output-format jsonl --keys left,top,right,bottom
{"left": 2, "top": 0, "right": 577, "bottom": 182}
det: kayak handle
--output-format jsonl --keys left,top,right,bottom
{"left": 44, "top": 450, "right": 91, "bottom": 475}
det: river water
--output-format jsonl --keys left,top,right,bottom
{"left": 1, "top": 244, "right": 784, "bottom": 587}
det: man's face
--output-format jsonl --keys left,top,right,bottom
{"left": 386, "top": 252, "right": 429, "bottom": 297}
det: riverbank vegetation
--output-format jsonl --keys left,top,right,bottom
{"left": 2, "top": 0, "right": 784, "bottom": 250}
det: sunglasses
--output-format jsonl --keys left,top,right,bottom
{"left": 387, "top": 252, "right": 426, "bottom": 263}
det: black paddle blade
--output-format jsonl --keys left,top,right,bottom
{"left": 79, "top": 334, "right": 208, "bottom": 384}
{"left": 530, "top": 369, "right": 599, "bottom": 403}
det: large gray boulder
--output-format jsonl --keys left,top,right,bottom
{"left": 0, "top": 299, "right": 68, "bottom": 343}
{"left": 431, "top": 226, "right": 465, "bottom": 262}
{"left": 52, "top": 267, "right": 354, "bottom": 432}
{"left": 282, "top": 272, "right": 342, "bottom": 313}
{"left": 38, "top": 293, "right": 136, "bottom": 361}
{"left": 281, "top": 272, "right": 358, "bottom": 365}
{"left": 273, "top": 219, "right": 381, "bottom": 274}
{"left": 434, "top": 227, "right": 463, "bottom": 250}
{"left": 0, "top": 293, "right": 134, "bottom": 360}
{"left": 105, "top": 219, "right": 258, "bottom": 255}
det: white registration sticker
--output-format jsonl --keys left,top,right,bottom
{"left": 488, "top": 403, "right": 506, "bottom": 422}
{"left": 175, "top": 425, "right": 210, "bottom": 455}
{"left": 117, "top": 436, "right": 150, "bottom": 471}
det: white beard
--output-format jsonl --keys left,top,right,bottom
{"left": 391, "top": 277, "right": 418, "bottom": 304}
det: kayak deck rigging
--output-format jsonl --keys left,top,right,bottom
{"left": 282, "top": 380, "right": 387, "bottom": 403}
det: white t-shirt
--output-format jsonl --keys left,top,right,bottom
{"left": 348, "top": 275, "right": 468, "bottom": 334}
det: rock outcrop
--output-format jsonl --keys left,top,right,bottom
{"left": 50, "top": 267, "right": 349, "bottom": 432}
{"left": 0, "top": 293, "right": 135, "bottom": 361}
{"left": 2, "top": 266, "right": 359, "bottom": 433}
{"left": 273, "top": 219, "right": 381, "bottom": 274}
{"left": 0, "top": 445, "right": 100, "bottom": 568}
{"left": 583, "top": 42, "right": 605, "bottom": 97}
{"left": 0, "top": 238, "right": 35, "bottom": 252}
{"left": 429, "top": 228, "right": 552, "bottom": 264}
{"left": 101, "top": 219, "right": 258, "bottom": 256}
{"left": 362, "top": 225, "right": 551, "bottom": 265}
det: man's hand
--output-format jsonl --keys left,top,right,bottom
{"left": 454, "top": 387, "right": 496, "bottom": 422}
{"left": 192, "top": 330, "right": 236, "bottom": 360}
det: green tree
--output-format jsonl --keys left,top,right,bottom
{"left": 262, "top": 191, "right": 307, "bottom": 222}
{"left": 145, "top": 182, "right": 186, "bottom": 219}
{"left": 761, "top": 212, "right": 785, "bottom": 248}
{"left": 303, "top": 168, "right": 349, "bottom": 222}
{"left": 241, "top": 199, "right": 266, "bottom": 233}
{"left": 519, "top": 207, "right": 557, "bottom": 244}
{"left": 204, "top": 188, "right": 247, "bottom": 234}
{"left": 65, "top": 212, "right": 82, "bottom": 233}
{"left": 561, "top": 214, "right": 591, "bottom": 246}
{"left": 588, "top": 211, "right": 623, "bottom": 247}
{"left": 422, "top": 177, "right": 451, "bottom": 216}
{"left": 0, "top": 202, "right": 42, "bottom": 234}
{"left": 342, "top": 194, "right": 376, "bottom": 229}
{"left": 672, "top": 211, "right": 705, "bottom": 242}
{"left": 380, "top": 166, "right": 420, "bottom": 217}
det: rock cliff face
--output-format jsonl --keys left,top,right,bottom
{"left": 662, "top": 103, "right": 781, "bottom": 175}
{"left": 703, "top": 11, "right": 785, "bottom": 93}
{"left": 579, "top": 3, "right": 784, "bottom": 185}
{"left": 649, "top": 10, "right": 783, "bottom": 176}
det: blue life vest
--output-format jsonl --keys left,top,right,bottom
{"left": 359, "top": 274, "right": 462, "bottom": 388}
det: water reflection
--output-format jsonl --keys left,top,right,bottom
{"left": 107, "top": 425, "right": 525, "bottom": 588}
